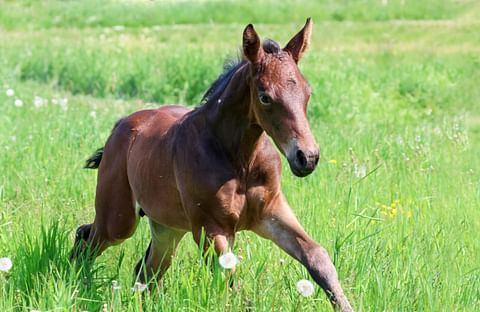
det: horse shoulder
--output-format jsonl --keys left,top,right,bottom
{"left": 243, "top": 136, "right": 282, "bottom": 229}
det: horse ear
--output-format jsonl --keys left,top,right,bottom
{"left": 284, "top": 17, "right": 313, "bottom": 63}
{"left": 243, "top": 24, "right": 264, "bottom": 64}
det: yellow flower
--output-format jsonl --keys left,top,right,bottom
{"left": 391, "top": 208, "right": 397, "bottom": 215}
{"left": 328, "top": 159, "right": 337, "bottom": 165}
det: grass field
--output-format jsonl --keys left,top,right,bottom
{"left": 1, "top": 0, "right": 479, "bottom": 311}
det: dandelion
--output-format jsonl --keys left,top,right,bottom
{"left": 0, "top": 257, "right": 13, "bottom": 272}
{"left": 354, "top": 164, "right": 367, "bottom": 178}
{"left": 6, "top": 88, "right": 14, "bottom": 97}
{"left": 33, "top": 96, "right": 46, "bottom": 108}
{"left": 112, "top": 280, "right": 121, "bottom": 290}
{"left": 14, "top": 99, "right": 23, "bottom": 107}
{"left": 296, "top": 279, "right": 314, "bottom": 297}
{"left": 90, "top": 111, "right": 97, "bottom": 118}
{"left": 59, "top": 98, "right": 68, "bottom": 111}
{"left": 113, "top": 25, "right": 125, "bottom": 31}
{"left": 131, "top": 282, "right": 147, "bottom": 293}
{"left": 31, "top": 310, "right": 41, "bottom": 312}
{"left": 218, "top": 251, "right": 239, "bottom": 269}
{"left": 328, "top": 159, "right": 337, "bottom": 165}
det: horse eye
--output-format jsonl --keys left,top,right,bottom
{"left": 259, "top": 94, "right": 272, "bottom": 106}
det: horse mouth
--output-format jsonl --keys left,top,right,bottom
{"left": 288, "top": 161, "right": 316, "bottom": 177}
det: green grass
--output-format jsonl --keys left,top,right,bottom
{"left": 1, "top": 1, "right": 479, "bottom": 311}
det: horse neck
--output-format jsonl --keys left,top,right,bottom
{"left": 201, "top": 64, "right": 263, "bottom": 163}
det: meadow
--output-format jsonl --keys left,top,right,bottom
{"left": 0, "top": 0, "right": 479, "bottom": 311}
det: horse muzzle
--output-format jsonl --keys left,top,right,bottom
{"left": 287, "top": 147, "right": 320, "bottom": 177}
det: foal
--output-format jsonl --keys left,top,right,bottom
{"left": 71, "top": 18, "right": 353, "bottom": 311}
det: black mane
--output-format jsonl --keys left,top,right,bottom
{"left": 201, "top": 39, "right": 281, "bottom": 105}
{"left": 201, "top": 59, "right": 246, "bottom": 105}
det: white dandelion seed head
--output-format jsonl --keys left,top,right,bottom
{"left": 218, "top": 251, "right": 239, "bottom": 269}
{"left": 0, "top": 257, "right": 12, "bottom": 272}
{"left": 59, "top": 98, "right": 68, "bottom": 111}
{"left": 14, "top": 99, "right": 23, "bottom": 107}
{"left": 296, "top": 279, "right": 314, "bottom": 297}
{"left": 112, "top": 280, "right": 121, "bottom": 290}
{"left": 30, "top": 310, "right": 41, "bottom": 312}
{"left": 90, "top": 111, "right": 97, "bottom": 118}
{"left": 131, "top": 282, "right": 147, "bottom": 292}
{"left": 354, "top": 164, "right": 367, "bottom": 178}
{"left": 6, "top": 88, "right": 14, "bottom": 97}
{"left": 113, "top": 25, "right": 125, "bottom": 31}
{"left": 33, "top": 96, "right": 46, "bottom": 108}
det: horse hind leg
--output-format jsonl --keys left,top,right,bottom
{"left": 71, "top": 154, "right": 139, "bottom": 262}
{"left": 134, "top": 220, "right": 185, "bottom": 286}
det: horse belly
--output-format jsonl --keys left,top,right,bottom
{"left": 126, "top": 107, "right": 192, "bottom": 231}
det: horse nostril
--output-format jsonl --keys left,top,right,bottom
{"left": 296, "top": 150, "right": 308, "bottom": 168}
{"left": 314, "top": 152, "right": 319, "bottom": 165}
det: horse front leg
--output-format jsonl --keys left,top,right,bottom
{"left": 254, "top": 194, "right": 353, "bottom": 312}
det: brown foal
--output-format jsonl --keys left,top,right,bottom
{"left": 71, "top": 18, "right": 353, "bottom": 311}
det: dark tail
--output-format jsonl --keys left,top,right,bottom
{"left": 84, "top": 148, "right": 104, "bottom": 169}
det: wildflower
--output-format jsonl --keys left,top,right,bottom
{"left": 296, "top": 279, "right": 314, "bottom": 297}
{"left": 90, "top": 111, "right": 97, "bottom": 118}
{"left": 113, "top": 25, "right": 125, "bottom": 31}
{"left": 328, "top": 159, "right": 337, "bottom": 165}
{"left": 14, "top": 99, "right": 23, "bottom": 107}
{"left": 112, "top": 280, "right": 121, "bottom": 290}
{"left": 59, "top": 98, "right": 68, "bottom": 111}
{"left": 0, "top": 257, "right": 12, "bottom": 272}
{"left": 102, "top": 303, "right": 108, "bottom": 312}
{"left": 33, "top": 96, "right": 46, "bottom": 108}
{"left": 31, "top": 310, "right": 41, "bottom": 312}
{"left": 6, "top": 88, "right": 14, "bottom": 97}
{"left": 131, "top": 282, "right": 147, "bottom": 293}
{"left": 354, "top": 164, "right": 367, "bottom": 178}
{"left": 218, "top": 251, "right": 239, "bottom": 269}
